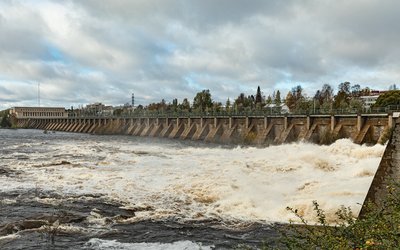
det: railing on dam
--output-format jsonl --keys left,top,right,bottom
{"left": 67, "top": 105, "right": 400, "bottom": 119}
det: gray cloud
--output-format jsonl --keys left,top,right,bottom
{"left": 0, "top": 0, "right": 399, "bottom": 110}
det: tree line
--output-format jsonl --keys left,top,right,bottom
{"left": 129, "top": 82, "right": 398, "bottom": 114}
{"left": 0, "top": 110, "right": 12, "bottom": 128}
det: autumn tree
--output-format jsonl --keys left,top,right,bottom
{"left": 193, "top": 89, "right": 213, "bottom": 112}
{"left": 234, "top": 93, "right": 253, "bottom": 111}
{"left": 180, "top": 98, "right": 191, "bottom": 111}
{"left": 285, "top": 85, "right": 305, "bottom": 111}
{"left": 351, "top": 84, "right": 361, "bottom": 97}
{"left": 333, "top": 82, "right": 351, "bottom": 109}
{"left": 314, "top": 84, "right": 334, "bottom": 112}
{"left": 314, "top": 84, "right": 334, "bottom": 106}
{"left": 147, "top": 99, "right": 167, "bottom": 112}
{"left": 285, "top": 91, "right": 295, "bottom": 110}
{"left": 212, "top": 101, "right": 223, "bottom": 112}
{"left": 360, "top": 87, "right": 371, "bottom": 96}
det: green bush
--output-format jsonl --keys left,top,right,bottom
{"left": 0, "top": 113, "right": 11, "bottom": 128}
{"left": 373, "top": 90, "right": 400, "bottom": 108}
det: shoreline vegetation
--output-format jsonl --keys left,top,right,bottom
{"left": 111, "top": 84, "right": 400, "bottom": 116}
{"left": 0, "top": 111, "right": 12, "bottom": 128}
{"left": 3, "top": 84, "right": 394, "bottom": 118}
{"left": 265, "top": 182, "right": 400, "bottom": 249}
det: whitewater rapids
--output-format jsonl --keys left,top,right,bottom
{"left": 0, "top": 129, "right": 385, "bottom": 224}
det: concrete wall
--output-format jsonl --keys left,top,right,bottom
{"left": 359, "top": 120, "right": 400, "bottom": 217}
{"left": 17, "top": 114, "right": 394, "bottom": 146}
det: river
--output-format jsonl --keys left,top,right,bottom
{"left": 0, "top": 129, "right": 385, "bottom": 249}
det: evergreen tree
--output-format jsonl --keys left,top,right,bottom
{"left": 225, "top": 98, "right": 231, "bottom": 112}
{"left": 255, "top": 86, "right": 262, "bottom": 104}
{"left": 172, "top": 98, "right": 178, "bottom": 107}
{"left": 171, "top": 98, "right": 178, "bottom": 112}
{"left": 274, "top": 90, "right": 282, "bottom": 106}
{"left": 266, "top": 95, "right": 272, "bottom": 105}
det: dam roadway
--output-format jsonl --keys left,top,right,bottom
{"left": 16, "top": 113, "right": 397, "bottom": 145}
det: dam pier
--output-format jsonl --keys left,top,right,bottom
{"left": 16, "top": 113, "right": 396, "bottom": 145}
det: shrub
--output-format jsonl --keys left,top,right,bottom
{"left": 379, "top": 127, "right": 394, "bottom": 145}
{"left": 0, "top": 113, "right": 11, "bottom": 128}
{"left": 267, "top": 182, "right": 400, "bottom": 249}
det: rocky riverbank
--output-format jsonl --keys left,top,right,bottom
{"left": 0, "top": 189, "right": 281, "bottom": 249}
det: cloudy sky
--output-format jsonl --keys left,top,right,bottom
{"left": 1, "top": 0, "right": 400, "bottom": 109}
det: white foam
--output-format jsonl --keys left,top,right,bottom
{"left": 86, "top": 239, "right": 213, "bottom": 250}
{"left": 0, "top": 233, "right": 20, "bottom": 243}
{"left": 3, "top": 136, "right": 386, "bottom": 224}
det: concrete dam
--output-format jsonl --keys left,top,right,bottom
{"left": 17, "top": 113, "right": 395, "bottom": 145}
{"left": 14, "top": 113, "right": 400, "bottom": 216}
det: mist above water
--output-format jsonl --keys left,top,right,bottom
{"left": 0, "top": 129, "right": 385, "bottom": 225}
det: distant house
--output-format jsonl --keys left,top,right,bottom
{"left": 86, "top": 102, "right": 105, "bottom": 114}
{"left": 84, "top": 103, "right": 113, "bottom": 116}
{"left": 359, "top": 90, "right": 387, "bottom": 109}
{"left": 265, "top": 103, "right": 290, "bottom": 114}
{"left": 359, "top": 95, "right": 380, "bottom": 109}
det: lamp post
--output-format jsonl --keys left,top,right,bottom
{"left": 313, "top": 98, "right": 316, "bottom": 114}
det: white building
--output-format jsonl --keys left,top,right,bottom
{"left": 265, "top": 103, "right": 290, "bottom": 114}
{"left": 360, "top": 95, "right": 381, "bottom": 109}
{"left": 84, "top": 103, "right": 114, "bottom": 116}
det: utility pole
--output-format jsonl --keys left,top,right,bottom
{"left": 313, "top": 98, "right": 315, "bottom": 114}
{"left": 38, "top": 82, "right": 40, "bottom": 107}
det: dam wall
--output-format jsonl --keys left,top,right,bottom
{"left": 360, "top": 119, "right": 400, "bottom": 217}
{"left": 17, "top": 114, "right": 394, "bottom": 145}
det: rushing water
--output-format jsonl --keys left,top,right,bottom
{"left": 0, "top": 129, "right": 385, "bottom": 249}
